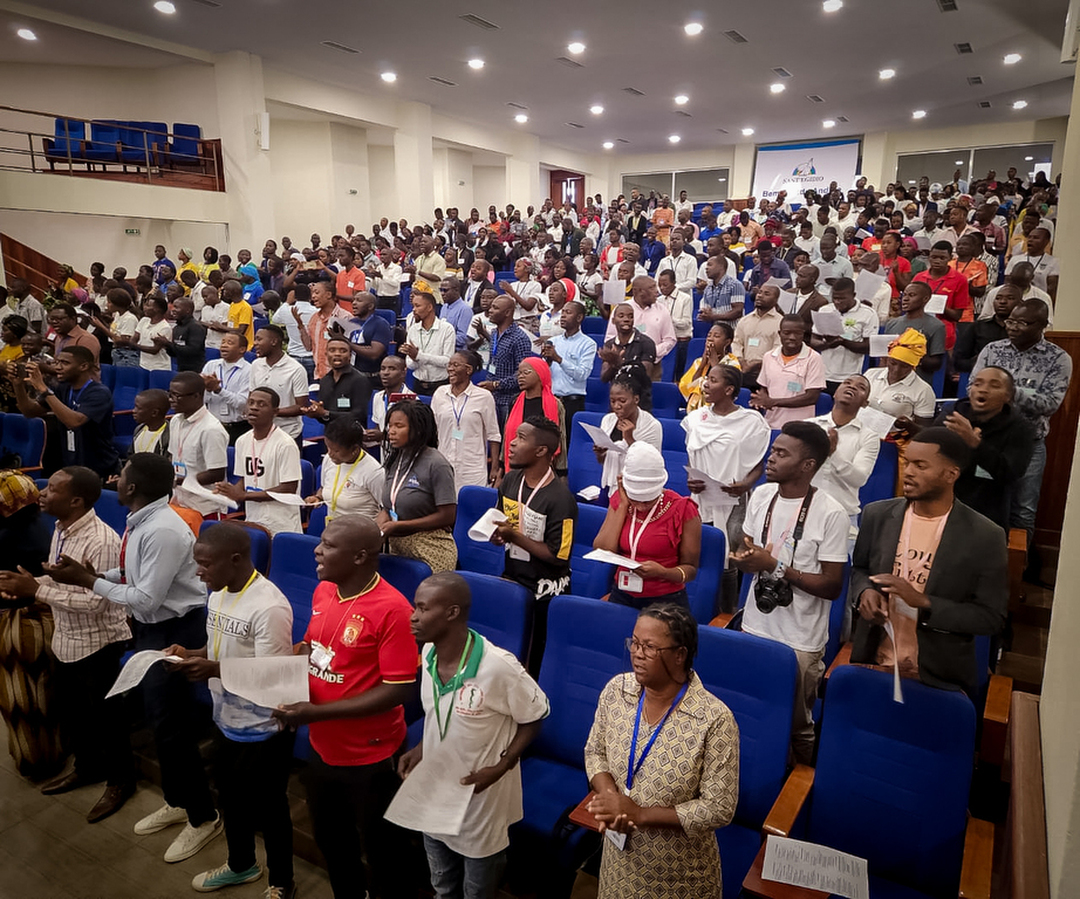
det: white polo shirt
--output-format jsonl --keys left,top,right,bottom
{"left": 200, "top": 302, "right": 230, "bottom": 349}
{"left": 169, "top": 406, "right": 230, "bottom": 515}
{"left": 805, "top": 411, "right": 882, "bottom": 516}
{"left": 817, "top": 302, "right": 879, "bottom": 381}
{"left": 248, "top": 354, "right": 310, "bottom": 438}
{"left": 321, "top": 451, "right": 385, "bottom": 521}
{"left": 233, "top": 426, "right": 303, "bottom": 534}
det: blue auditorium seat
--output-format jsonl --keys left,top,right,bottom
{"left": 859, "top": 439, "right": 898, "bottom": 507}
{"left": 306, "top": 503, "right": 329, "bottom": 538}
{"left": 148, "top": 369, "right": 174, "bottom": 392}
{"left": 0, "top": 414, "right": 45, "bottom": 471}
{"left": 267, "top": 532, "right": 320, "bottom": 644}
{"left": 569, "top": 502, "right": 612, "bottom": 597}
{"left": 686, "top": 523, "right": 725, "bottom": 624}
{"left": 95, "top": 489, "right": 129, "bottom": 535}
{"left": 657, "top": 416, "right": 687, "bottom": 452}
{"left": 378, "top": 554, "right": 432, "bottom": 603}
{"left": 651, "top": 381, "right": 684, "bottom": 417}
{"left": 200, "top": 519, "right": 271, "bottom": 574}
{"left": 455, "top": 571, "right": 534, "bottom": 664}
{"left": 453, "top": 486, "right": 504, "bottom": 575}
{"left": 584, "top": 378, "right": 609, "bottom": 414}
{"left": 566, "top": 412, "right": 606, "bottom": 498}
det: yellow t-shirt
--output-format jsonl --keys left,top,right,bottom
{"left": 678, "top": 353, "right": 741, "bottom": 411}
{"left": 227, "top": 300, "right": 254, "bottom": 334}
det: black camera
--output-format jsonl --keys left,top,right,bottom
{"left": 754, "top": 573, "right": 794, "bottom": 614}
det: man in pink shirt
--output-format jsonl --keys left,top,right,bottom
{"left": 602, "top": 275, "right": 676, "bottom": 364}
{"left": 752, "top": 313, "right": 826, "bottom": 427}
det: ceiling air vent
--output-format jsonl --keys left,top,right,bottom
{"left": 954, "top": 42, "right": 973, "bottom": 54}
{"left": 674, "top": 110, "right": 692, "bottom": 117}
{"left": 565, "top": 122, "right": 585, "bottom": 129}
{"left": 623, "top": 87, "right": 645, "bottom": 97}
{"left": 979, "top": 100, "right": 992, "bottom": 108}
{"left": 429, "top": 76, "right": 457, "bottom": 86}
{"left": 806, "top": 94, "right": 825, "bottom": 103}
{"left": 716, "top": 128, "right": 730, "bottom": 134}
{"left": 507, "top": 102, "right": 528, "bottom": 110}
{"left": 459, "top": 14, "right": 499, "bottom": 29}
{"left": 937, "top": 0, "right": 958, "bottom": 10}
{"left": 836, "top": 116, "right": 849, "bottom": 123}
{"left": 321, "top": 41, "right": 360, "bottom": 54}
{"left": 555, "top": 56, "right": 584, "bottom": 69}
{"left": 617, "top": 138, "right": 630, "bottom": 144}
{"left": 189, "top": 0, "right": 222, "bottom": 7}
{"left": 967, "top": 75, "right": 983, "bottom": 85}
{"left": 724, "top": 30, "right": 748, "bottom": 44}
{"left": 772, "top": 67, "right": 793, "bottom": 78}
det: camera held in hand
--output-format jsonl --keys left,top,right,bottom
{"left": 754, "top": 572, "right": 794, "bottom": 614}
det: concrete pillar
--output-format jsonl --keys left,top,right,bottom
{"left": 506, "top": 133, "right": 542, "bottom": 212}
{"left": 1049, "top": 82, "right": 1080, "bottom": 330}
{"left": 860, "top": 131, "right": 889, "bottom": 190}
{"left": 212, "top": 51, "right": 276, "bottom": 251}
{"left": 731, "top": 143, "right": 756, "bottom": 199}
{"left": 329, "top": 122, "right": 370, "bottom": 237}
{"left": 393, "top": 102, "right": 434, "bottom": 226}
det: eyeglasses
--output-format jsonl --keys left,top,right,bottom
{"left": 625, "top": 637, "right": 678, "bottom": 660}
{"left": 168, "top": 390, "right": 199, "bottom": 399}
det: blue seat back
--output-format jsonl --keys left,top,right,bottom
{"left": 754, "top": 430, "right": 783, "bottom": 488}
{"left": 858, "top": 439, "right": 898, "bottom": 507}
{"left": 533, "top": 596, "right": 638, "bottom": 766}
{"left": 87, "top": 120, "right": 121, "bottom": 157}
{"left": 453, "top": 485, "right": 504, "bottom": 574}
{"left": 570, "top": 502, "right": 613, "bottom": 597}
{"left": 0, "top": 414, "right": 45, "bottom": 470}
{"left": 957, "top": 370, "right": 970, "bottom": 399}
{"left": 811, "top": 666, "right": 976, "bottom": 896}
{"left": 374, "top": 309, "right": 396, "bottom": 329}
{"left": 456, "top": 571, "right": 534, "bottom": 664}
{"left": 695, "top": 626, "right": 798, "bottom": 827}
{"left": 657, "top": 416, "right": 686, "bottom": 452}
{"left": 267, "top": 533, "right": 320, "bottom": 643}
{"left": 98, "top": 363, "right": 117, "bottom": 390}
{"left": 113, "top": 366, "right": 149, "bottom": 393}
{"left": 581, "top": 317, "right": 607, "bottom": 338}
{"left": 686, "top": 524, "right": 724, "bottom": 624}
{"left": 566, "top": 412, "right": 605, "bottom": 496}
{"left": 307, "top": 503, "right": 329, "bottom": 538}
{"left": 171, "top": 123, "right": 202, "bottom": 161}
{"left": 148, "top": 369, "right": 174, "bottom": 392}
{"left": 95, "top": 490, "right": 129, "bottom": 535}
{"left": 378, "top": 553, "right": 432, "bottom": 603}
{"left": 814, "top": 392, "right": 833, "bottom": 416}
{"left": 584, "top": 378, "right": 609, "bottom": 413}
{"left": 734, "top": 387, "right": 752, "bottom": 409}
{"left": 200, "top": 519, "right": 271, "bottom": 574}
{"left": 662, "top": 449, "right": 690, "bottom": 495}
{"left": 48, "top": 117, "right": 85, "bottom": 156}
{"left": 651, "top": 381, "right": 683, "bottom": 417}
{"left": 685, "top": 337, "right": 706, "bottom": 363}
{"left": 299, "top": 459, "right": 315, "bottom": 499}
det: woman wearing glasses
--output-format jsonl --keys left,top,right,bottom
{"left": 584, "top": 603, "right": 739, "bottom": 899}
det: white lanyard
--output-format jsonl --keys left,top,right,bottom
{"left": 389, "top": 453, "right": 418, "bottom": 513}
{"left": 517, "top": 469, "right": 554, "bottom": 517}
{"left": 626, "top": 496, "right": 662, "bottom": 561}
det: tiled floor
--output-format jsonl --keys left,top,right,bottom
{"left": 0, "top": 738, "right": 333, "bottom": 899}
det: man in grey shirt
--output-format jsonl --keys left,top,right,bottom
{"left": 49, "top": 453, "right": 220, "bottom": 863}
{"left": 883, "top": 282, "right": 946, "bottom": 384}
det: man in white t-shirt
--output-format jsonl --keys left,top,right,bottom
{"left": 809, "top": 277, "right": 878, "bottom": 389}
{"left": 270, "top": 284, "right": 316, "bottom": 381}
{"left": 247, "top": 324, "right": 310, "bottom": 440}
{"left": 397, "top": 572, "right": 548, "bottom": 899}
{"left": 732, "top": 420, "right": 848, "bottom": 764}
{"left": 167, "top": 371, "right": 229, "bottom": 517}
{"left": 215, "top": 387, "right": 303, "bottom": 535}
{"left": 199, "top": 286, "right": 230, "bottom": 351}
{"left": 1004, "top": 227, "right": 1059, "bottom": 302}
{"left": 169, "top": 523, "right": 297, "bottom": 897}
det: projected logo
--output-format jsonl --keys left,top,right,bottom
{"left": 792, "top": 158, "right": 817, "bottom": 176}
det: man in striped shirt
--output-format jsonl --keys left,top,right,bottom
{"left": 0, "top": 467, "right": 133, "bottom": 823}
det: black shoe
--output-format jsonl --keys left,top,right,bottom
{"left": 41, "top": 769, "right": 99, "bottom": 795}
{"left": 87, "top": 782, "right": 136, "bottom": 824}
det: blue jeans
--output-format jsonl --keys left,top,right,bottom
{"left": 1010, "top": 437, "right": 1046, "bottom": 542}
{"left": 296, "top": 354, "right": 316, "bottom": 381}
{"left": 422, "top": 835, "right": 507, "bottom": 899}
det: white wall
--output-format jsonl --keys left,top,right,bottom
{"left": 268, "top": 118, "right": 333, "bottom": 248}
{"left": 473, "top": 165, "right": 507, "bottom": 212}
{"left": 329, "top": 122, "right": 371, "bottom": 236}
{"left": 368, "top": 145, "right": 397, "bottom": 225}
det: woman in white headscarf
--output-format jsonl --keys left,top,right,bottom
{"left": 593, "top": 441, "right": 702, "bottom": 611}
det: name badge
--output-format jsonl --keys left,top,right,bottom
{"left": 787, "top": 381, "right": 803, "bottom": 393}
{"left": 509, "top": 543, "right": 530, "bottom": 561}
{"left": 618, "top": 570, "right": 644, "bottom": 593}
{"left": 347, "top": 281, "right": 355, "bottom": 289}
{"left": 173, "top": 461, "right": 188, "bottom": 479}
{"left": 66, "top": 429, "right": 76, "bottom": 453}
{"left": 336, "top": 397, "right": 351, "bottom": 409}
{"left": 452, "top": 428, "right": 464, "bottom": 441}
{"left": 310, "top": 640, "right": 334, "bottom": 672}
{"left": 748, "top": 337, "right": 761, "bottom": 347}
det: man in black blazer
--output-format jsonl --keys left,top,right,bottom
{"left": 850, "top": 427, "right": 1007, "bottom": 698}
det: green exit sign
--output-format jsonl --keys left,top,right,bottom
{"left": 125, "top": 228, "right": 140, "bottom": 235}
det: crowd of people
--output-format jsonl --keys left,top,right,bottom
{"left": 0, "top": 163, "right": 1068, "bottom": 899}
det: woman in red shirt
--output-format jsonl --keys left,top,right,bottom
{"left": 880, "top": 231, "right": 912, "bottom": 317}
{"left": 593, "top": 441, "right": 702, "bottom": 611}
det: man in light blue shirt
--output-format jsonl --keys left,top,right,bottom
{"left": 439, "top": 276, "right": 474, "bottom": 350}
{"left": 49, "top": 453, "right": 220, "bottom": 863}
{"left": 540, "top": 301, "right": 596, "bottom": 424}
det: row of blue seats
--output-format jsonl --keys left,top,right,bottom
{"left": 44, "top": 118, "right": 203, "bottom": 169}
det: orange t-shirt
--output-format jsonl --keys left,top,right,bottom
{"left": 335, "top": 266, "right": 366, "bottom": 313}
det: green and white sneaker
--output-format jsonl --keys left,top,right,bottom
{"left": 191, "top": 862, "right": 262, "bottom": 892}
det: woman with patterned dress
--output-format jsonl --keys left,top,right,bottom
{"left": 584, "top": 602, "right": 739, "bottom": 899}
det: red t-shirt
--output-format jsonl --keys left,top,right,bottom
{"left": 305, "top": 578, "right": 418, "bottom": 765}
{"left": 335, "top": 266, "right": 366, "bottom": 313}
{"left": 861, "top": 237, "right": 883, "bottom": 253}
{"left": 610, "top": 489, "right": 700, "bottom": 598}
{"left": 914, "top": 268, "right": 970, "bottom": 350}
{"left": 881, "top": 254, "right": 911, "bottom": 300}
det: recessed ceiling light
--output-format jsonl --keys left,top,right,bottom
{"left": 955, "top": 159, "right": 964, "bottom": 165}
{"left": 879, "top": 68, "right": 896, "bottom": 80}
{"left": 668, "top": 134, "right": 681, "bottom": 143}
{"left": 717, "top": 177, "right": 727, "bottom": 182}
{"left": 514, "top": 113, "right": 528, "bottom": 123}
{"left": 1003, "top": 52, "right": 1022, "bottom": 65}
{"left": 823, "top": 0, "right": 843, "bottom": 10}
{"left": 590, "top": 104, "right": 604, "bottom": 115}
{"left": 567, "top": 41, "right": 586, "bottom": 54}
{"left": 154, "top": 0, "right": 176, "bottom": 13}
{"left": 908, "top": 180, "right": 917, "bottom": 185}
{"left": 684, "top": 22, "right": 703, "bottom": 36}
{"left": 822, "top": 119, "right": 836, "bottom": 128}
{"left": 912, "top": 109, "right": 926, "bottom": 118}
{"left": 674, "top": 94, "right": 689, "bottom": 105}
{"left": 1013, "top": 99, "right": 1028, "bottom": 109}
{"left": 741, "top": 127, "right": 755, "bottom": 136}
{"left": 770, "top": 83, "right": 786, "bottom": 94}
{"left": 381, "top": 71, "right": 397, "bottom": 83}
{"left": 16, "top": 27, "right": 36, "bottom": 40}
{"left": 602, "top": 141, "right": 614, "bottom": 149}
{"left": 467, "top": 58, "right": 485, "bottom": 70}
{"left": 1025, "top": 155, "right": 1034, "bottom": 161}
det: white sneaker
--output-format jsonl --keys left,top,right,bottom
{"left": 163, "top": 814, "right": 223, "bottom": 863}
{"left": 133, "top": 803, "right": 188, "bottom": 835}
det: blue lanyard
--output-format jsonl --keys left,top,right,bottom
{"left": 449, "top": 390, "right": 470, "bottom": 428}
{"left": 489, "top": 329, "right": 499, "bottom": 361}
{"left": 69, "top": 382, "right": 90, "bottom": 410}
{"left": 626, "top": 680, "right": 689, "bottom": 790}
{"left": 220, "top": 362, "right": 239, "bottom": 391}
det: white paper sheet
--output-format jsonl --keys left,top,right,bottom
{"left": 467, "top": 507, "right": 508, "bottom": 542}
{"left": 266, "top": 491, "right": 308, "bottom": 506}
{"left": 106, "top": 650, "right": 183, "bottom": 698}
{"left": 854, "top": 228, "right": 872, "bottom": 240}
{"left": 577, "top": 486, "right": 602, "bottom": 501}
{"left": 925, "top": 293, "right": 948, "bottom": 315}
{"left": 854, "top": 269, "right": 887, "bottom": 301}
{"left": 761, "top": 835, "right": 869, "bottom": 899}
{"left": 868, "top": 333, "right": 893, "bottom": 357}
{"left": 856, "top": 406, "right": 897, "bottom": 439}
{"left": 579, "top": 420, "right": 625, "bottom": 454}
{"left": 777, "top": 290, "right": 799, "bottom": 315}
{"left": 914, "top": 235, "right": 932, "bottom": 251}
{"left": 602, "top": 281, "right": 625, "bottom": 307}
{"left": 811, "top": 308, "right": 845, "bottom": 337}
{"left": 764, "top": 276, "right": 790, "bottom": 290}
{"left": 219, "top": 655, "right": 310, "bottom": 708}
{"left": 384, "top": 757, "right": 475, "bottom": 836}
{"left": 175, "top": 474, "right": 237, "bottom": 511}
{"left": 684, "top": 466, "right": 737, "bottom": 509}
{"left": 883, "top": 621, "right": 904, "bottom": 704}
{"left": 583, "top": 548, "right": 640, "bottom": 569}
{"left": 816, "top": 261, "right": 836, "bottom": 283}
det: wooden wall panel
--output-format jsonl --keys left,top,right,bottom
{"left": 1035, "top": 331, "right": 1080, "bottom": 540}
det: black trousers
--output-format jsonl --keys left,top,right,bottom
{"left": 557, "top": 394, "right": 585, "bottom": 428}
{"left": 412, "top": 378, "right": 449, "bottom": 397}
{"left": 133, "top": 609, "right": 216, "bottom": 826}
{"left": 55, "top": 640, "right": 134, "bottom": 786}
{"left": 302, "top": 749, "right": 413, "bottom": 899}
{"left": 214, "top": 729, "right": 295, "bottom": 888}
